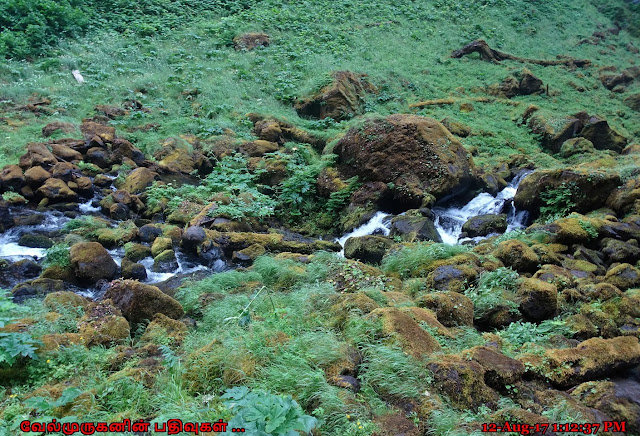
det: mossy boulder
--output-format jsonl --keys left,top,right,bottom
{"left": 121, "top": 258, "right": 147, "bottom": 281}
{"left": 367, "top": 307, "right": 440, "bottom": 358}
{"left": 333, "top": 114, "right": 477, "bottom": 207}
{"left": 579, "top": 115, "right": 627, "bottom": 153}
{"left": 80, "top": 120, "right": 116, "bottom": 143}
{"left": 204, "top": 229, "right": 340, "bottom": 255}
{"left": 390, "top": 215, "right": 442, "bottom": 242}
{"left": 529, "top": 114, "right": 585, "bottom": 153}
{"left": 559, "top": 137, "right": 595, "bottom": 157}
{"left": 416, "top": 291, "right": 474, "bottom": 327}
{"left": 151, "top": 237, "right": 173, "bottom": 258}
{"left": 95, "top": 221, "right": 138, "bottom": 247}
{"left": 571, "top": 380, "right": 640, "bottom": 434}
{"left": 12, "top": 278, "right": 65, "bottom": 303}
{"left": 462, "top": 214, "right": 507, "bottom": 238}
{"left": 77, "top": 299, "right": 130, "bottom": 347}
{"left": 605, "top": 263, "right": 640, "bottom": 290}
{"left": 39, "top": 333, "right": 84, "bottom": 352}
{"left": 514, "top": 169, "right": 620, "bottom": 218}
{"left": 464, "top": 346, "right": 525, "bottom": 389}
{"left": 141, "top": 313, "right": 187, "bottom": 345}
{"left": 527, "top": 336, "right": 640, "bottom": 387}
{"left": 517, "top": 278, "right": 558, "bottom": 321}
{"left": 494, "top": 240, "right": 539, "bottom": 273}
{"left": 295, "top": 71, "right": 374, "bottom": 121}
{"left": 343, "top": 235, "right": 394, "bottom": 264}
{"left": 232, "top": 243, "right": 266, "bottom": 265}
{"left": 153, "top": 249, "right": 178, "bottom": 273}
{"left": 18, "top": 143, "right": 58, "bottom": 169}
{"left": 124, "top": 243, "right": 151, "bottom": 262}
{"left": 24, "top": 166, "right": 51, "bottom": 187}
{"left": 601, "top": 238, "right": 640, "bottom": 264}
{"left": 104, "top": 279, "right": 184, "bottom": 324}
{"left": 329, "top": 293, "right": 381, "bottom": 327}
{"left": 425, "top": 265, "right": 477, "bottom": 293}
{"left": 70, "top": 242, "right": 117, "bottom": 284}
{"left": 428, "top": 355, "right": 498, "bottom": 410}
{"left": 118, "top": 167, "right": 158, "bottom": 194}
{"left": 43, "top": 291, "right": 90, "bottom": 311}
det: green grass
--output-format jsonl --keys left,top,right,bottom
{"left": 381, "top": 242, "right": 471, "bottom": 279}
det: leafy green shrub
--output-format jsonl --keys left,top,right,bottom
{"left": 221, "top": 386, "right": 318, "bottom": 435}
{"left": 0, "top": 290, "right": 40, "bottom": 366}
{"left": 42, "top": 243, "right": 71, "bottom": 268}
{"left": 465, "top": 267, "right": 520, "bottom": 320}
{"left": 539, "top": 183, "right": 577, "bottom": 222}
{"left": 497, "top": 319, "right": 573, "bottom": 351}
{"left": 381, "top": 243, "right": 471, "bottom": 279}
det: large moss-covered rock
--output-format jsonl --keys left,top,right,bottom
{"left": 428, "top": 355, "right": 499, "bottom": 410}
{"left": 494, "top": 240, "right": 539, "bottom": 273}
{"left": 204, "top": 229, "right": 340, "bottom": 255}
{"left": 295, "top": 71, "right": 374, "bottom": 121}
{"left": 605, "top": 263, "right": 640, "bottom": 290}
{"left": 37, "top": 178, "right": 78, "bottom": 202}
{"left": 416, "top": 291, "right": 474, "bottom": 327}
{"left": 514, "top": 169, "right": 621, "bottom": 218}
{"left": 43, "top": 291, "right": 91, "bottom": 311}
{"left": 462, "top": 214, "right": 507, "bottom": 238}
{"left": 151, "top": 237, "right": 173, "bottom": 258}
{"left": 18, "top": 143, "right": 57, "bottom": 169}
{"left": 367, "top": 307, "right": 440, "bottom": 358}
{"left": 152, "top": 249, "right": 178, "bottom": 273}
{"left": 344, "top": 235, "right": 394, "bottom": 264}
{"left": 390, "top": 215, "right": 442, "bottom": 242}
{"left": 559, "top": 137, "right": 595, "bottom": 157}
{"left": 70, "top": 242, "right": 117, "bottom": 284}
{"left": 517, "top": 278, "right": 558, "bottom": 321}
{"left": 464, "top": 346, "right": 525, "bottom": 388}
{"left": 24, "top": 166, "right": 51, "bottom": 187}
{"left": 425, "top": 265, "right": 477, "bottom": 293}
{"left": 119, "top": 167, "right": 158, "bottom": 194}
{"left": 104, "top": 279, "right": 184, "bottom": 324}
{"left": 0, "top": 165, "right": 25, "bottom": 190}
{"left": 524, "top": 336, "right": 640, "bottom": 387}
{"left": 529, "top": 114, "right": 585, "bottom": 153}
{"left": 141, "top": 313, "right": 187, "bottom": 345}
{"left": 121, "top": 258, "right": 147, "bottom": 281}
{"left": 12, "top": 278, "right": 65, "bottom": 303}
{"left": 77, "top": 299, "right": 130, "bottom": 347}
{"left": 571, "top": 380, "right": 640, "bottom": 434}
{"left": 333, "top": 115, "right": 477, "bottom": 207}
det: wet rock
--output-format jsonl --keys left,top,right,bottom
{"left": 121, "top": 257, "right": 147, "bottom": 281}
{"left": 578, "top": 115, "right": 627, "bottom": 153}
{"left": 111, "top": 138, "right": 146, "bottom": 166}
{"left": 462, "top": 214, "right": 507, "bottom": 238}
{"left": 24, "top": 166, "right": 51, "bottom": 187}
{"left": 232, "top": 244, "right": 266, "bottom": 265}
{"left": 50, "top": 143, "right": 82, "bottom": 161}
{"left": 416, "top": 291, "right": 474, "bottom": 327}
{"left": 152, "top": 249, "right": 178, "bottom": 273}
{"left": 42, "top": 122, "right": 76, "bottom": 137}
{"left": 514, "top": 169, "right": 621, "bottom": 218}
{"left": 104, "top": 279, "right": 184, "bottom": 324}
{"left": 119, "top": 167, "right": 158, "bottom": 194}
{"left": 18, "top": 234, "right": 54, "bottom": 248}
{"left": 109, "top": 203, "right": 129, "bottom": 220}
{"left": 182, "top": 226, "right": 206, "bottom": 252}
{"left": 559, "top": 137, "right": 595, "bottom": 157}
{"left": 343, "top": 235, "right": 393, "bottom": 264}
{"left": 494, "top": 240, "right": 539, "bottom": 273}
{"left": 18, "top": 143, "right": 57, "bottom": 169}
{"left": 605, "top": 263, "right": 640, "bottom": 290}
{"left": 390, "top": 215, "right": 442, "bottom": 242}
{"left": 12, "top": 278, "right": 65, "bottom": 303}
{"left": 124, "top": 243, "right": 151, "bottom": 262}
{"left": 295, "top": 71, "right": 374, "bottom": 121}
{"left": 465, "top": 346, "right": 525, "bottom": 388}
{"left": 518, "top": 278, "right": 558, "bottom": 321}
{"left": 138, "top": 224, "right": 163, "bottom": 243}
{"left": 37, "top": 178, "right": 78, "bottom": 202}
{"left": 0, "top": 164, "right": 25, "bottom": 191}
{"left": 93, "top": 174, "right": 113, "bottom": 188}
{"left": 70, "top": 242, "right": 117, "bottom": 284}
{"left": 428, "top": 355, "right": 499, "bottom": 409}
{"left": 367, "top": 307, "right": 440, "bottom": 358}
{"left": 601, "top": 238, "right": 640, "bottom": 264}
{"left": 233, "top": 32, "right": 270, "bottom": 51}
{"left": 528, "top": 336, "right": 640, "bottom": 388}
{"left": 151, "top": 237, "right": 173, "bottom": 258}
{"left": 333, "top": 114, "right": 477, "bottom": 206}
{"left": 77, "top": 299, "right": 130, "bottom": 347}
{"left": 0, "top": 201, "right": 12, "bottom": 232}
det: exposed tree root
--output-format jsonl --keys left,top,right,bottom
{"left": 451, "top": 39, "right": 591, "bottom": 67}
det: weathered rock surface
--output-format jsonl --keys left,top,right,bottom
{"left": 70, "top": 242, "right": 117, "bottom": 284}
{"left": 104, "top": 279, "right": 184, "bottom": 324}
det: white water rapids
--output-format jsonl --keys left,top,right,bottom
{"left": 337, "top": 171, "right": 531, "bottom": 248}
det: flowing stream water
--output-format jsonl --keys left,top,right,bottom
{"left": 337, "top": 171, "right": 532, "bottom": 249}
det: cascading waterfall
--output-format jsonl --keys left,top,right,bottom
{"left": 336, "top": 171, "right": 532, "bottom": 248}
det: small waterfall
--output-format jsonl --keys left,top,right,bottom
{"left": 433, "top": 171, "right": 532, "bottom": 244}
{"left": 336, "top": 211, "right": 392, "bottom": 254}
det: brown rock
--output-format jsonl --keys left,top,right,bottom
{"left": 36, "top": 178, "right": 78, "bottom": 201}
{"left": 50, "top": 162, "right": 75, "bottom": 182}
{"left": 0, "top": 165, "right": 25, "bottom": 190}
{"left": 578, "top": 115, "right": 627, "bottom": 153}
{"left": 233, "top": 32, "right": 270, "bottom": 51}
{"left": 70, "top": 242, "right": 117, "bottom": 284}
{"left": 104, "top": 279, "right": 185, "bottom": 324}
{"left": 367, "top": 307, "right": 440, "bottom": 358}
{"left": 119, "top": 167, "right": 158, "bottom": 194}
{"left": 80, "top": 121, "right": 116, "bottom": 143}
{"left": 18, "top": 143, "right": 57, "bottom": 169}
{"left": 42, "top": 122, "right": 76, "bottom": 137}
{"left": 333, "top": 114, "right": 477, "bottom": 205}
{"left": 50, "top": 143, "right": 83, "bottom": 161}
